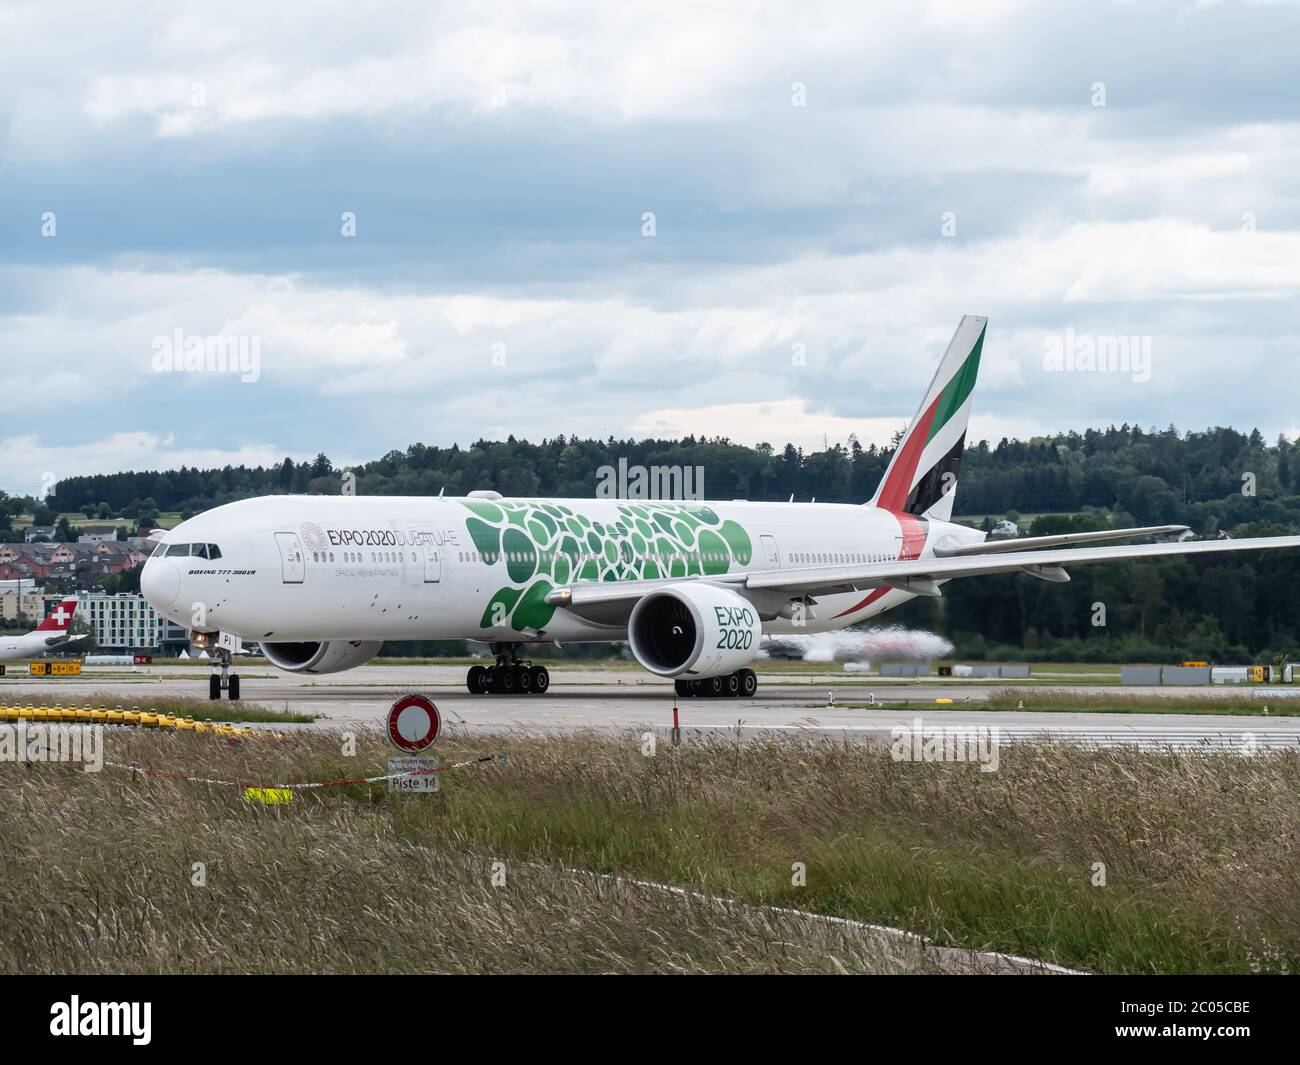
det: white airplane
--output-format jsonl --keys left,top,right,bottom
{"left": 0, "top": 596, "right": 83, "bottom": 661}
{"left": 140, "top": 315, "right": 1300, "bottom": 700}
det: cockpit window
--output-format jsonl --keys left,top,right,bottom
{"left": 157, "top": 541, "right": 222, "bottom": 559}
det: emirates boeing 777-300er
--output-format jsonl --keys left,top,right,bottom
{"left": 140, "top": 316, "right": 1300, "bottom": 700}
{"left": 0, "top": 596, "right": 82, "bottom": 661}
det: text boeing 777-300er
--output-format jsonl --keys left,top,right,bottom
{"left": 0, "top": 597, "right": 82, "bottom": 661}
{"left": 141, "top": 316, "right": 1300, "bottom": 700}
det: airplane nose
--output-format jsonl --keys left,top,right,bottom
{"left": 141, "top": 559, "right": 180, "bottom": 610}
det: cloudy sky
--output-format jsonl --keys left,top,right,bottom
{"left": 1, "top": 0, "right": 1298, "bottom": 495}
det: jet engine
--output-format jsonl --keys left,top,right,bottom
{"left": 628, "top": 584, "right": 761, "bottom": 679}
{"left": 260, "top": 640, "right": 383, "bottom": 674}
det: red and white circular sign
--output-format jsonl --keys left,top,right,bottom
{"left": 386, "top": 694, "right": 442, "bottom": 752}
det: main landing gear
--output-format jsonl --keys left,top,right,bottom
{"left": 674, "top": 668, "right": 758, "bottom": 699}
{"left": 208, "top": 649, "right": 242, "bottom": 700}
{"left": 466, "top": 644, "right": 550, "bottom": 696}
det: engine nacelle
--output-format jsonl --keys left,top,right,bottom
{"left": 260, "top": 639, "right": 383, "bottom": 675}
{"left": 628, "top": 584, "right": 761, "bottom": 679}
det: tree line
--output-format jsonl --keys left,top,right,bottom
{"left": 43, "top": 424, "right": 1299, "bottom": 527}
{"left": 22, "top": 423, "right": 1300, "bottom": 663}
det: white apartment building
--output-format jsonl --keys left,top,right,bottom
{"left": 77, "top": 529, "right": 119, "bottom": 544}
{"left": 79, "top": 592, "right": 191, "bottom": 653}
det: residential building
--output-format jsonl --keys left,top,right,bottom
{"left": 77, "top": 525, "right": 120, "bottom": 544}
{"left": 0, "top": 582, "right": 48, "bottom": 623}
{"left": 79, "top": 592, "right": 191, "bottom": 653}
{"left": 0, "top": 541, "right": 146, "bottom": 582}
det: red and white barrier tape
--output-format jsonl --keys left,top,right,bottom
{"left": 102, "top": 753, "right": 502, "bottom": 791}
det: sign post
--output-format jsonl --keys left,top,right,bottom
{"left": 385, "top": 694, "right": 442, "bottom": 794}
{"left": 385, "top": 694, "right": 442, "bottom": 752}
{"left": 388, "top": 756, "right": 440, "bottom": 793}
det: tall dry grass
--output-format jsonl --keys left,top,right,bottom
{"left": 1, "top": 725, "right": 1295, "bottom": 973}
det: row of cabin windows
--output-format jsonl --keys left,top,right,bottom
{"left": 313, "top": 551, "right": 408, "bottom": 564}
{"left": 304, "top": 547, "right": 893, "bottom": 569}
{"left": 790, "top": 551, "right": 891, "bottom": 565}
{"left": 456, "top": 550, "right": 748, "bottom": 565}
{"left": 312, "top": 549, "right": 750, "bottom": 567}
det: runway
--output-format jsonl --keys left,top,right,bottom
{"left": 3, "top": 663, "right": 1299, "bottom": 750}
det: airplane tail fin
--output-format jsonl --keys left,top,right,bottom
{"left": 36, "top": 596, "right": 79, "bottom": 632}
{"left": 869, "top": 315, "right": 987, "bottom": 523}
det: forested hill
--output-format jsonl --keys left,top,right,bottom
{"left": 44, "top": 424, "right": 1300, "bottom": 536}
{"left": 19, "top": 424, "right": 1300, "bottom": 662}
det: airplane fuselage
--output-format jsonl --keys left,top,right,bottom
{"left": 142, "top": 494, "right": 986, "bottom": 645}
{"left": 0, "top": 631, "right": 72, "bottom": 661}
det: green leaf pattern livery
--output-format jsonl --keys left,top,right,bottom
{"left": 461, "top": 499, "right": 754, "bottom": 632}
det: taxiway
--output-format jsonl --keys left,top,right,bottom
{"left": 3, "top": 663, "right": 1298, "bottom": 750}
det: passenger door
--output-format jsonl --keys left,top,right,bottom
{"left": 414, "top": 532, "right": 441, "bottom": 583}
{"left": 275, "top": 532, "right": 305, "bottom": 583}
{"left": 760, "top": 533, "right": 781, "bottom": 570}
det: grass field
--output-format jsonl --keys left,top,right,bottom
{"left": 17, "top": 512, "right": 184, "bottom": 531}
{"left": 870, "top": 702, "right": 1299, "bottom": 718}
{"left": 985, "top": 688, "right": 1300, "bottom": 715}
{"left": 1, "top": 727, "right": 1295, "bottom": 974}
{"left": 864, "top": 688, "right": 1300, "bottom": 716}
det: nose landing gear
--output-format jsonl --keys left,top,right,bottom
{"left": 466, "top": 644, "right": 550, "bottom": 696}
{"left": 209, "top": 648, "right": 242, "bottom": 700}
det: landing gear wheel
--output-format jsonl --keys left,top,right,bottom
{"left": 689, "top": 679, "right": 705, "bottom": 697}
{"left": 212, "top": 647, "right": 234, "bottom": 700}
{"left": 738, "top": 668, "right": 758, "bottom": 698}
{"left": 675, "top": 678, "right": 690, "bottom": 698}
{"left": 481, "top": 643, "right": 545, "bottom": 696}
{"left": 467, "top": 665, "right": 486, "bottom": 694}
{"left": 706, "top": 675, "right": 725, "bottom": 697}
{"left": 725, "top": 672, "right": 741, "bottom": 697}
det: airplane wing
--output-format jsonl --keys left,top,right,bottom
{"left": 744, "top": 534, "right": 1300, "bottom": 596}
{"left": 546, "top": 534, "right": 1300, "bottom": 619}
{"left": 932, "top": 524, "right": 1188, "bottom": 557}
